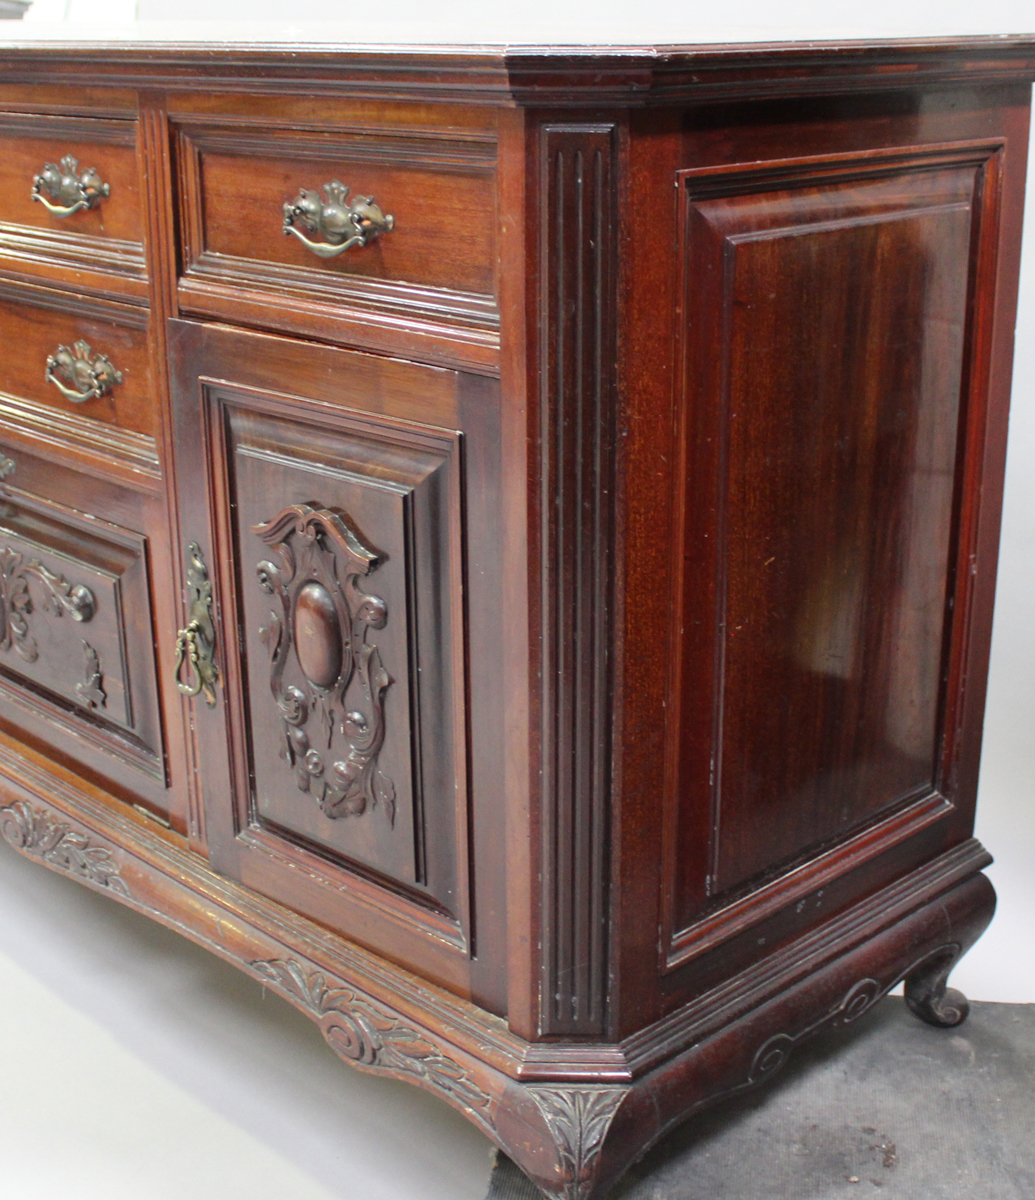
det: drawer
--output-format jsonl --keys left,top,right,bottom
{"left": 0, "top": 446, "right": 165, "bottom": 795}
{"left": 176, "top": 123, "right": 499, "bottom": 369}
{"left": 0, "top": 291, "right": 152, "bottom": 436}
{"left": 0, "top": 113, "right": 146, "bottom": 301}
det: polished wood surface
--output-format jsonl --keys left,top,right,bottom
{"left": 0, "top": 448, "right": 167, "bottom": 811}
{"left": 611, "top": 86, "right": 1032, "bottom": 1041}
{"left": 0, "top": 112, "right": 145, "bottom": 303}
{"left": 167, "top": 319, "right": 507, "bottom": 994}
{"left": 0, "top": 38, "right": 1030, "bottom": 1200}
{"left": 671, "top": 149, "right": 984, "bottom": 920}
{"left": 175, "top": 116, "right": 500, "bottom": 370}
{"left": 0, "top": 288, "right": 152, "bottom": 433}
{"left": 182, "top": 130, "right": 496, "bottom": 294}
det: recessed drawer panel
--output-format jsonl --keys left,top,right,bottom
{"left": 0, "top": 114, "right": 145, "bottom": 300}
{"left": 0, "top": 292, "right": 152, "bottom": 436}
{"left": 176, "top": 123, "right": 499, "bottom": 368}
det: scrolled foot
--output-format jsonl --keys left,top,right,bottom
{"left": 903, "top": 948, "right": 970, "bottom": 1028}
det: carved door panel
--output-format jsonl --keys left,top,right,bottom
{"left": 0, "top": 441, "right": 166, "bottom": 802}
{"left": 169, "top": 320, "right": 490, "bottom": 991}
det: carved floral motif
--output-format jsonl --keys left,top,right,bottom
{"left": 254, "top": 504, "right": 395, "bottom": 824}
{"left": 526, "top": 1086, "right": 624, "bottom": 1200}
{"left": 0, "top": 798, "right": 128, "bottom": 894}
{"left": 251, "top": 958, "right": 491, "bottom": 1124}
{"left": 0, "top": 547, "right": 96, "bottom": 662}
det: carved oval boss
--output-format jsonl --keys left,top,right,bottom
{"left": 294, "top": 580, "right": 343, "bottom": 690}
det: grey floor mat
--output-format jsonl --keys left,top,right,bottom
{"left": 487, "top": 999, "right": 1035, "bottom": 1199}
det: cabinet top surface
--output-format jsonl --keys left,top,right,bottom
{"left": 0, "top": 30, "right": 1032, "bottom": 104}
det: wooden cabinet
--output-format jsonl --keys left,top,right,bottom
{"left": 0, "top": 38, "right": 1031, "bottom": 1200}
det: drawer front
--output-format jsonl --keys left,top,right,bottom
{"left": 0, "top": 292, "right": 152, "bottom": 436}
{"left": 0, "top": 114, "right": 145, "bottom": 298}
{"left": 176, "top": 123, "right": 498, "bottom": 366}
{"left": 0, "top": 450, "right": 165, "bottom": 790}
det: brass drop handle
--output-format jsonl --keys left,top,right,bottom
{"left": 283, "top": 179, "right": 394, "bottom": 259}
{"left": 173, "top": 621, "right": 207, "bottom": 699}
{"left": 32, "top": 154, "right": 111, "bottom": 218}
{"left": 173, "top": 542, "right": 219, "bottom": 708}
{"left": 45, "top": 340, "right": 123, "bottom": 404}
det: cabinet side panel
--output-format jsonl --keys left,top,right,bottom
{"left": 537, "top": 123, "right": 618, "bottom": 1037}
{"left": 669, "top": 148, "right": 994, "bottom": 932}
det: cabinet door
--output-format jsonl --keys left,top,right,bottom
{"left": 0, "top": 419, "right": 169, "bottom": 819}
{"left": 170, "top": 320, "right": 503, "bottom": 995}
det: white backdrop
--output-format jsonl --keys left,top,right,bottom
{"left": 0, "top": 5, "right": 1032, "bottom": 1199}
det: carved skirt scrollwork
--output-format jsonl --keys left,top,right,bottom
{"left": 0, "top": 797, "right": 128, "bottom": 894}
{"left": 253, "top": 504, "right": 395, "bottom": 824}
{"left": 736, "top": 976, "right": 886, "bottom": 1095}
{"left": 0, "top": 547, "right": 96, "bottom": 663}
{"left": 251, "top": 958, "right": 492, "bottom": 1128}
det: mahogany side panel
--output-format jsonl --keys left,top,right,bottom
{"left": 603, "top": 87, "right": 1035, "bottom": 1039}
{"left": 666, "top": 145, "right": 994, "bottom": 940}
{"left": 536, "top": 122, "right": 619, "bottom": 1038}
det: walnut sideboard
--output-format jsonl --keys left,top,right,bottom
{"left": 0, "top": 36, "right": 1031, "bottom": 1199}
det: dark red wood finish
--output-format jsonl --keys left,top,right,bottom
{"left": 168, "top": 318, "right": 512, "bottom": 1001}
{"left": 611, "top": 84, "right": 1032, "bottom": 1043}
{"left": 0, "top": 111, "right": 147, "bottom": 303}
{"left": 0, "top": 39, "right": 1029, "bottom": 1200}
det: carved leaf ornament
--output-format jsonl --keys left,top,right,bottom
{"left": 75, "top": 639, "right": 107, "bottom": 710}
{"left": 254, "top": 504, "right": 395, "bottom": 824}
{"left": 0, "top": 798, "right": 128, "bottom": 894}
{"left": 527, "top": 1086, "right": 624, "bottom": 1200}
{"left": 251, "top": 958, "right": 491, "bottom": 1123}
{"left": 0, "top": 547, "right": 96, "bottom": 662}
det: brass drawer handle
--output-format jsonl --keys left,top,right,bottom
{"left": 283, "top": 180, "right": 394, "bottom": 259}
{"left": 173, "top": 542, "right": 219, "bottom": 707}
{"left": 45, "top": 340, "right": 123, "bottom": 404}
{"left": 32, "top": 154, "right": 111, "bottom": 218}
